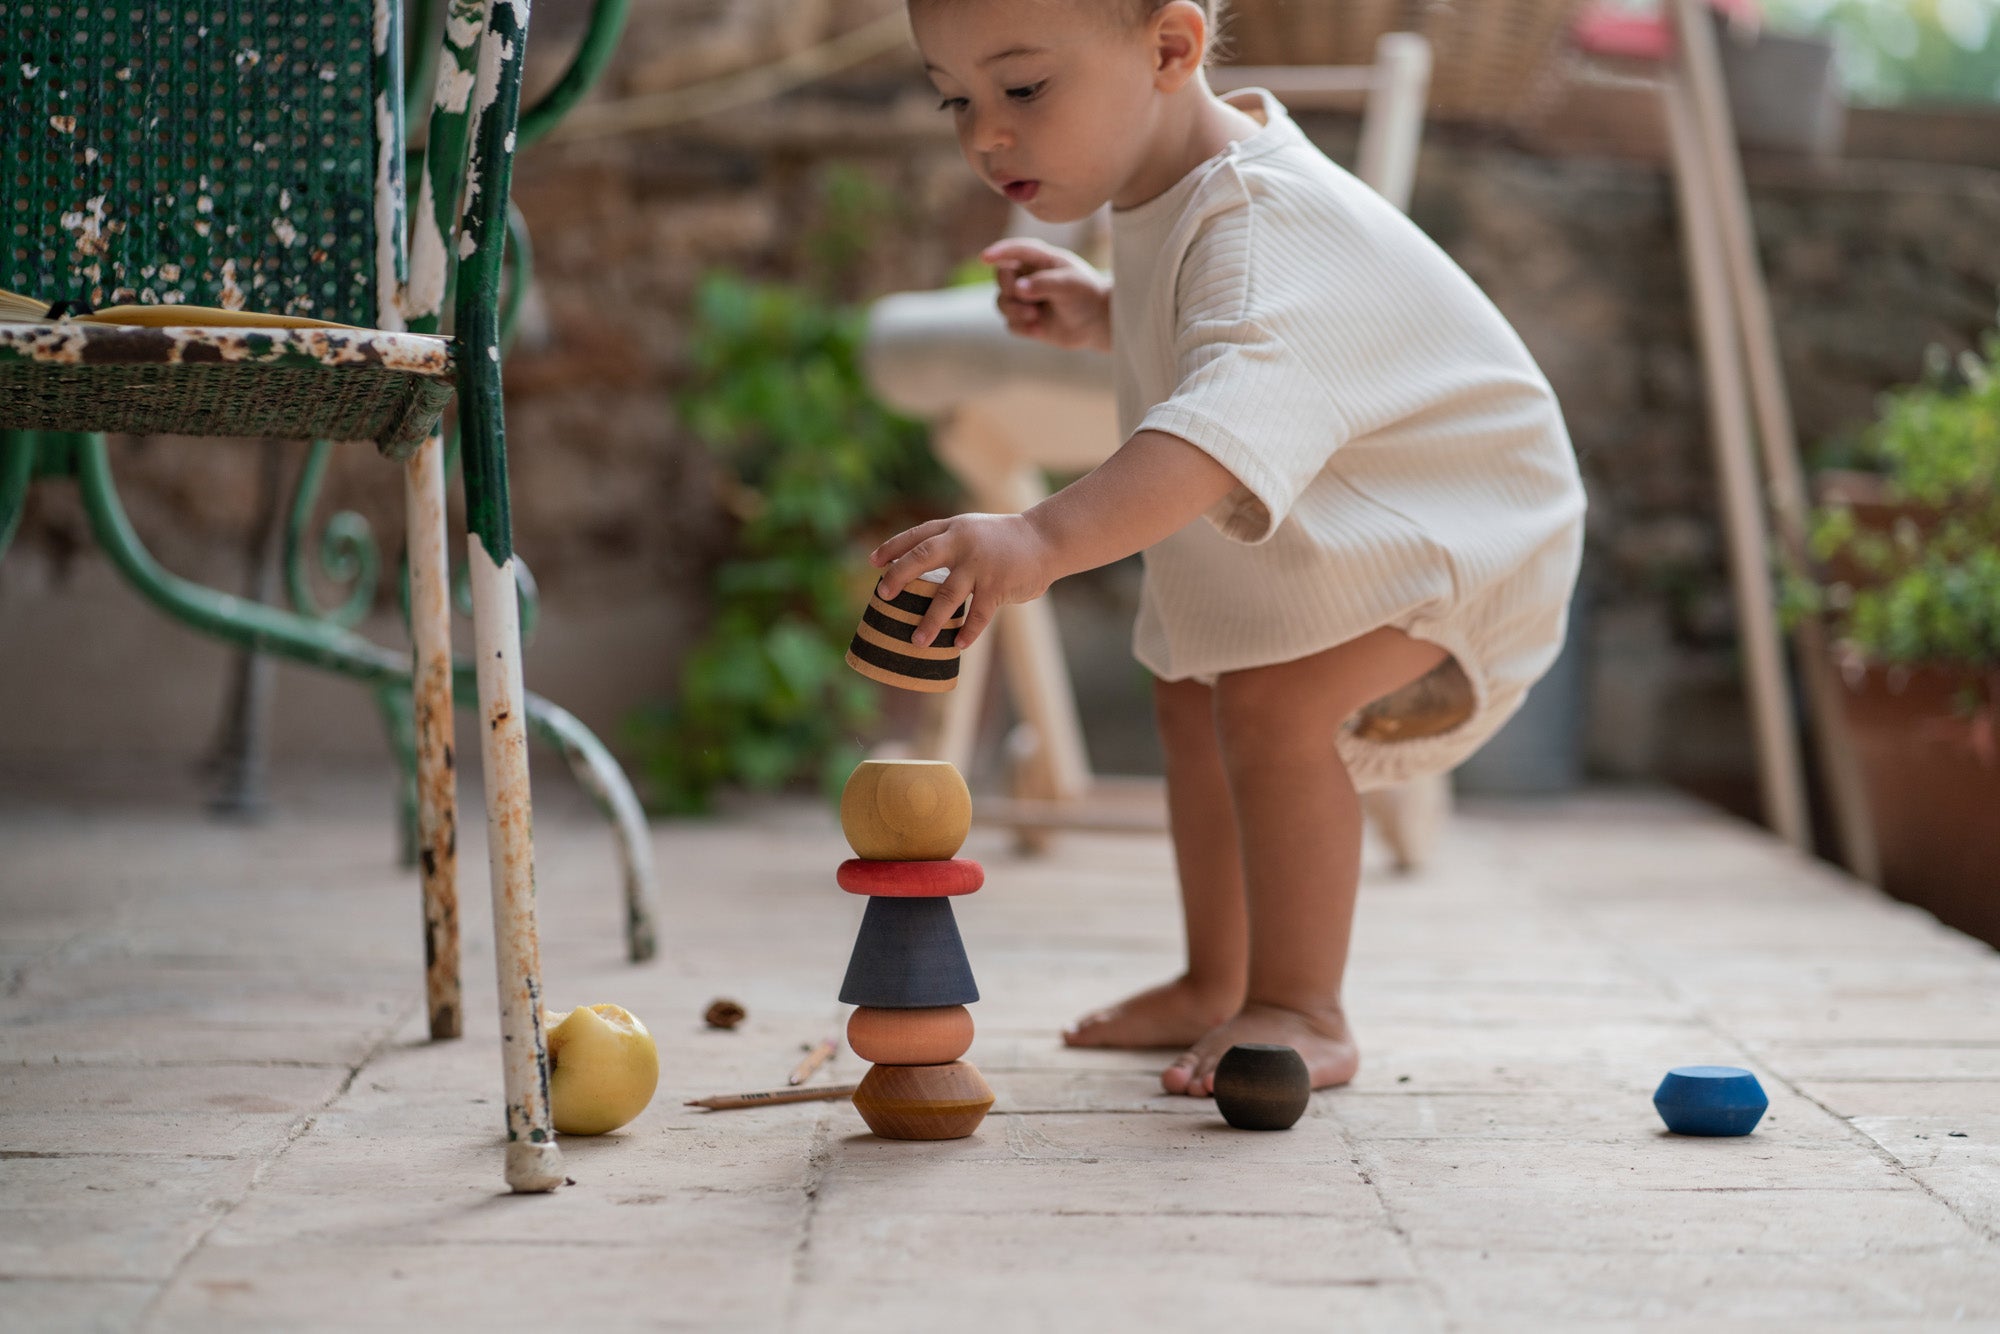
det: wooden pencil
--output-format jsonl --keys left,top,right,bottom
{"left": 684, "top": 1082, "right": 859, "bottom": 1111}
{"left": 788, "top": 1035, "right": 839, "bottom": 1086}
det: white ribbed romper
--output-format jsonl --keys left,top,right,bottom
{"left": 1113, "top": 89, "right": 1588, "bottom": 791}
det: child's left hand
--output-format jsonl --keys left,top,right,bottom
{"left": 869, "top": 512, "right": 1055, "bottom": 650}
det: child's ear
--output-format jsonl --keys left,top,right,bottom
{"left": 1150, "top": 0, "right": 1208, "bottom": 91}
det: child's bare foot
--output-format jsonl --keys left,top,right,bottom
{"left": 1160, "top": 1001, "right": 1359, "bottom": 1095}
{"left": 1062, "top": 977, "right": 1241, "bottom": 1049}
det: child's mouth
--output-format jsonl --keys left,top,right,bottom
{"left": 1002, "top": 179, "right": 1039, "bottom": 203}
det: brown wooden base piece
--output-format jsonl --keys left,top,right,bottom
{"left": 851, "top": 1060, "right": 993, "bottom": 1140}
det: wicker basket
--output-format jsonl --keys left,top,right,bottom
{"left": 1221, "top": 0, "right": 1588, "bottom": 125}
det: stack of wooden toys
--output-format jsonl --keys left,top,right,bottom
{"left": 836, "top": 758, "right": 995, "bottom": 1140}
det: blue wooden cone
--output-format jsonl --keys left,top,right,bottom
{"left": 839, "top": 896, "right": 979, "bottom": 1008}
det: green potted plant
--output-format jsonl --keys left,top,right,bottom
{"left": 1787, "top": 318, "right": 2000, "bottom": 946}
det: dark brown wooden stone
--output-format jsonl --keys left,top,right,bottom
{"left": 1212, "top": 1043, "right": 1310, "bottom": 1131}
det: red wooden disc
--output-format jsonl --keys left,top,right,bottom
{"left": 837, "top": 858, "right": 984, "bottom": 897}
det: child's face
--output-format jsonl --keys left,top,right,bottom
{"left": 911, "top": 0, "right": 1163, "bottom": 223}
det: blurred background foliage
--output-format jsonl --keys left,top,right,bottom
{"left": 625, "top": 166, "right": 961, "bottom": 815}
{"left": 1765, "top": 0, "right": 2000, "bottom": 104}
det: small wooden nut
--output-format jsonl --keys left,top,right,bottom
{"left": 839, "top": 759, "right": 972, "bottom": 861}
{"left": 702, "top": 997, "right": 747, "bottom": 1030}
{"left": 1212, "top": 1043, "right": 1310, "bottom": 1131}
{"left": 847, "top": 1005, "right": 974, "bottom": 1065}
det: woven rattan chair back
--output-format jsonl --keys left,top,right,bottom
{"left": 1224, "top": 0, "right": 1586, "bottom": 124}
{"left": 2, "top": 1, "right": 392, "bottom": 326}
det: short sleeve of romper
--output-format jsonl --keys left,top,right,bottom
{"left": 1110, "top": 90, "right": 1588, "bottom": 791}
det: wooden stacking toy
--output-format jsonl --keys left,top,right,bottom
{"left": 1652, "top": 1065, "right": 1768, "bottom": 1136}
{"left": 845, "top": 570, "right": 967, "bottom": 694}
{"left": 840, "top": 758, "right": 973, "bottom": 861}
{"left": 836, "top": 758, "right": 994, "bottom": 1141}
{"left": 1212, "top": 1043, "right": 1311, "bottom": 1131}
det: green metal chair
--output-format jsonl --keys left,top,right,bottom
{"left": 0, "top": 0, "right": 640, "bottom": 1193}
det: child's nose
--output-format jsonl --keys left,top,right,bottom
{"left": 967, "top": 109, "right": 1013, "bottom": 155}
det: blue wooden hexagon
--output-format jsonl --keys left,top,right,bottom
{"left": 1652, "top": 1065, "right": 1769, "bottom": 1136}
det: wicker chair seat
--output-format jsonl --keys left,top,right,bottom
{"left": 0, "top": 324, "right": 454, "bottom": 456}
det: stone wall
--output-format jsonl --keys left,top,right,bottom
{"left": 5, "top": 0, "right": 1999, "bottom": 821}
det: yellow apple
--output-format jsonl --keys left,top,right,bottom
{"left": 544, "top": 1003, "right": 660, "bottom": 1136}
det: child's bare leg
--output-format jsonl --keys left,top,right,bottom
{"left": 1160, "top": 628, "right": 1449, "bottom": 1095}
{"left": 1063, "top": 675, "right": 1248, "bottom": 1047}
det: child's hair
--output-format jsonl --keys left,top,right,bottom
{"left": 913, "top": 0, "right": 1231, "bottom": 58}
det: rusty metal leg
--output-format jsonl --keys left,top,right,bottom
{"left": 406, "top": 432, "right": 463, "bottom": 1041}
{"left": 468, "top": 535, "right": 563, "bottom": 1193}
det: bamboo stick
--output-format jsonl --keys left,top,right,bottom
{"left": 1660, "top": 67, "right": 1813, "bottom": 853}
{"left": 1667, "top": 0, "right": 1880, "bottom": 881}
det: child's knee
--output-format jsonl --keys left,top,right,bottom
{"left": 1151, "top": 674, "right": 1215, "bottom": 733}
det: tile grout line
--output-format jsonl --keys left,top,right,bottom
{"left": 131, "top": 998, "right": 425, "bottom": 1331}
{"left": 779, "top": 1106, "right": 837, "bottom": 1333}
{"left": 1337, "top": 1123, "right": 1457, "bottom": 1330}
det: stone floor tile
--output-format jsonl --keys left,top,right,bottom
{"left": 0, "top": 1154, "right": 260, "bottom": 1281}
{"left": 1385, "top": 1183, "right": 1984, "bottom": 1255}
{"left": 0, "top": 1113, "right": 300, "bottom": 1158}
{"left": 0, "top": 1277, "right": 159, "bottom": 1332}
{"left": 1355, "top": 1134, "right": 1911, "bottom": 1192}
{"left": 1906, "top": 1164, "right": 2000, "bottom": 1237}
{"left": 6, "top": 777, "right": 2000, "bottom": 1326}
{"left": 792, "top": 1274, "right": 1444, "bottom": 1334}
{"left": 1797, "top": 1080, "right": 2000, "bottom": 1120}
{"left": 150, "top": 1238, "right": 793, "bottom": 1332}
{"left": 1319, "top": 1087, "right": 1853, "bottom": 1143}
{"left": 1847, "top": 1115, "right": 2000, "bottom": 1171}
{"left": 1750, "top": 1044, "right": 2000, "bottom": 1083}
{"left": 0, "top": 1061, "right": 348, "bottom": 1117}
{"left": 1421, "top": 1245, "right": 2000, "bottom": 1321}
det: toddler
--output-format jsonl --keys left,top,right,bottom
{"left": 872, "top": 0, "right": 1587, "bottom": 1095}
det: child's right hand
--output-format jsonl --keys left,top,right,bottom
{"left": 981, "top": 238, "right": 1111, "bottom": 353}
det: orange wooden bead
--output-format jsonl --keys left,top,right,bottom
{"left": 847, "top": 1005, "right": 974, "bottom": 1065}
{"left": 851, "top": 1060, "right": 994, "bottom": 1140}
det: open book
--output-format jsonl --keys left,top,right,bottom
{"left": 0, "top": 287, "right": 427, "bottom": 335}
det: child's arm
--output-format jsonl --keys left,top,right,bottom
{"left": 870, "top": 430, "right": 1238, "bottom": 649}
{"left": 982, "top": 239, "right": 1112, "bottom": 353}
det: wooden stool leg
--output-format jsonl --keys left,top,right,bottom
{"left": 405, "top": 431, "right": 462, "bottom": 1040}
{"left": 468, "top": 536, "right": 563, "bottom": 1193}
{"left": 1361, "top": 772, "right": 1452, "bottom": 874}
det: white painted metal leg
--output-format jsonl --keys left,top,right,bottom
{"left": 531, "top": 694, "right": 659, "bottom": 961}
{"left": 405, "top": 432, "right": 462, "bottom": 1040}
{"left": 468, "top": 537, "right": 564, "bottom": 1193}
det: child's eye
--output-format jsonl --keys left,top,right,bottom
{"left": 1005, "top": 81, "right": 1045, "bottom": 102}
{"left": 937, "top": 96, "right": 968, "bottom": 113}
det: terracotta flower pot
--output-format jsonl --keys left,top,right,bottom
{"left": 1837, "top": 661, "right": 2000, "bottom": 948}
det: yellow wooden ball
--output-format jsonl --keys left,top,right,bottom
{"left": 840, "top": 759, "right": 971, "bottom": 861}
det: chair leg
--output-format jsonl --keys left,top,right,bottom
{"left": 0, "top": 432, "right": 37, "bottom": 567}
{"left": 406, "top": 433, "right": 463, "bottom": 1040}
{"left": 467, "top": 533, "right": 563, "bottom": 1192}
{"left": 1361, "top": 772, "right": 1453, "bottom": 874}
{"left": 374, "top": 684, "right": 422, "bottom": 869}
{"left": 522, "top": 693, "right": 658, "bottom": 963}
